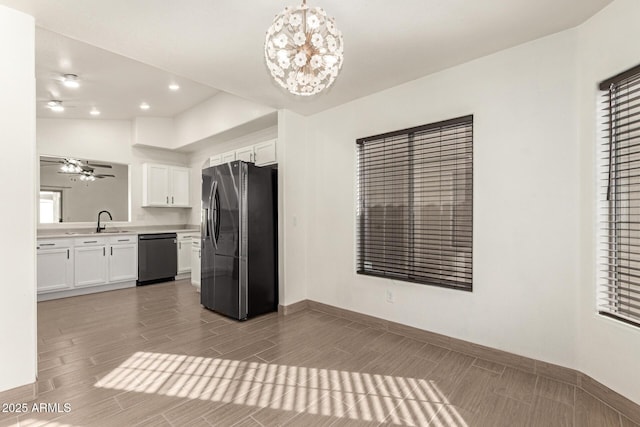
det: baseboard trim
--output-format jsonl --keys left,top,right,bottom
{"left": 0, "top": 382, "right": 35, "bottom": 403}
{"left": 37, "top": 281, "right": 136, "bottom": 302}
{"left": 303, "top": 299, "right": 640, "bottom": 422}
{"left": 278, "top": 300, "right": 308, "bottom": 316}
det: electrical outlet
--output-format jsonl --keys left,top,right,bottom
{"left": 385, "top": 289, "right": 395, "bottom": 303}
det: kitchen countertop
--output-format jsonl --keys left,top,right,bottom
{"left": 38, "top": 225, "right": 200, "bottom": 239}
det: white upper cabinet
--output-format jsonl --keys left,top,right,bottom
{"left": 144, "top": 164, "right": 170, "bottom": 206}
{"left": 209, "top": 155, "right": 222, "bottom": 167}
{"left": 221, "top": 150, "right": 237, "bottom": 164}
{"left": 170, "top": 167, "right": 190, "bottom": 207}
{"left": 208, "top": 139, "right": 277, "bottom": 168}
{"left": 253, "top": 139, "right": 277, "bottom": 166}
{"left": 142, "top": 163, "right": 191, "bottom": 208}
{"left": 235, "top": 146, "right": 254, "bottom": 163}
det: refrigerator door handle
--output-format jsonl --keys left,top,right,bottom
{"left": 202, "top": 208, "right": 210, "bottom": 238}
{"left": 214, "top": 186, "right": 221, "bottom": 243}
{"left": 209, "top": 181, "right": 218, "bottom": 249}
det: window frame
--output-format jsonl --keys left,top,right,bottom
{"left": 598, "top": 63, "right": 640, "bottom": 328}
{"left": 356, "top": 115, "right": 474, "bottom": 291}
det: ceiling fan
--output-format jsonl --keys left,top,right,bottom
{"left": 76, "top": 170, "right": 115, "bottom": 181}
{"left": 41, "top": 157, "right": 113, "bottom": 172}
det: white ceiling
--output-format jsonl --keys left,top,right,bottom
{"left": 35, "top": 29, "right": 219, "bottom": 120}
{"left": 2, "top": 0, "right": 613, "bottom": 117}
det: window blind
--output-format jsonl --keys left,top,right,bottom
{"left": 599, "top": 63, "right": 640, "bottom": 327}
{"left": 356, "top": 115, "right": 473, "bottom": 291}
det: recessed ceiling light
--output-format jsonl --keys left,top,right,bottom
{"left": 47, "top": 100, "right": 64, "bottom": 112}
{"left": 140, "top": 102, "right": 150, "bottom": 110}
{"left": 90, "top": 107, "right": 100, "bottom": 116}
{"left": 62, "top": 74, "right": 80, "bottom": 88}
{"left": 168, "top": 83, "right": 180, "bottom": 91}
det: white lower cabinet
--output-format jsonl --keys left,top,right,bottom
{"left": 74, "top": 244, "right": 108, "bottom": 288}
{"left": 191, "top": 238, "right": 201, "bottom": 289}
{"left": 37, "top": 240, "right": 73, "bottom": 293}
{"left": 178, "top": 232, "right": 199, "bottom": 274}
{"left": 177, "top": 238, "right": 191, "bottom": 274}
{"left": 38, "top": 235, "right": 138, "bottom": 298}
{"left": 109, "top": 243, "right": 138, "bottom": 282}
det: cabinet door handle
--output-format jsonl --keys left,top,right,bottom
{"left": 40, "top": 243, "right": 55, "bottom": 246}
{"left": 103, "top": 247, "right": 105, "bottom": 256}
{"left": 166, "top": 196, "right": 169, "bottom": 204}
{"left": 179, "top": 242, "right": 182, "bottom": 250}
{"left": 172, "top": 196, "right": 174, "bottom": 204}
{"left": 67, "top": 249, "right": 70, "bottom": 259}
{"left": 111, "top": 247, "right": 113, "bottom": 256}
{"left": 84, "top": 241, "right": 97, "bottom": 244}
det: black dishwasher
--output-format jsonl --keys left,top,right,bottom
{"left": 137, "top": 233, "right": 178, "bottom": 285}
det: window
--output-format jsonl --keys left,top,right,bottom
{"left": 356, "top": 115, "right": 473, "bottom": 291}
{"left": 599, "top": 64, "right": 640, "bottom": 327}
{"left": 39, "top": 190, "right": 62, "bottom": 223}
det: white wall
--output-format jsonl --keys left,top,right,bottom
{"left": 37, "top": 118, "right": 191, "bottom": 227}
{"left": 0, "top": 5, "right": 37, "bottom": 393}
{"left": 576, "top": 0, "right": 640, "bottom": 405}
{"left": 303, "top": 30, "right": 581, "bottom": 369}
{"left": 277, "top": 110, "right": 308, "bottom": 306}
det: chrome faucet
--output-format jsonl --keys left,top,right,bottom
{"left": 96, "top": 210, "right": 113, "bottom": 233}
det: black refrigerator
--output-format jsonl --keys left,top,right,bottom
{"left": 201, "top": 161, "right": 277, "bottom": 320}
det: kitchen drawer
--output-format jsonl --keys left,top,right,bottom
{"left": 74, "top": 237, "right": 108, "bottom": 247}
{"left": 37, "top": 239, "right": 72, "bottom": 250}
{"left": 108, "top": 235, "right": 137, "bottom": 245}
{"left": 178, "top": 233, "right": 199, "bottom": 241}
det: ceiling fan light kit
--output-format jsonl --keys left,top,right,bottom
{"left": 264, "top": 0, "right": 344, "bottom": 96}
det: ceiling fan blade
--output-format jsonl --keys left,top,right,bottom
{"left": 95, "top": 174, "right": 115, "bottom": 178}
{"left": 40, "top": 159, "right": 64, "bottom": 164}
{"left": 86, "top": 162, "right": 113, "bottom": 168}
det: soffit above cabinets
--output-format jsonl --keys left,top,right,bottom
{"left": 3, "top": 0, "right": 613, "bottom": 116}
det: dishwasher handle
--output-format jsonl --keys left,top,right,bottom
{"left": 138, "top": 233, "right": 178, "bottom": 240}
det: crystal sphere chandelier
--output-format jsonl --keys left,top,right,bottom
{"left": 264, "top": 0, "right": 344, "bottom": 96}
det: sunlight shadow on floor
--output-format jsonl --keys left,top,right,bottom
{"left": 93, "top": 351, "right": 468, "bottom": 426}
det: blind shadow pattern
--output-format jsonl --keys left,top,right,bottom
{"left": 357, "top": 116, "right": 473, "bottom": 291}
{"left": 599, "top": 64, "right": 640, "bottom": 327}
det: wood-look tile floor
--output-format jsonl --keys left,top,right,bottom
{"left": 0, "top": 280, "right": 636, "bottom": 427}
